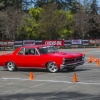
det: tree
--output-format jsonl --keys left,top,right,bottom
{"left": 0, "top": 7, "right": 23, "bottom": 40}
{"left": 90, "top": 0, "right": 98, "bottom": 14}
{"left": 17, "top": 3, "right": 73, "bottom": 40}
{"left": 35, "top": 0, "right": 74, "bottom": 10}
{"left": 0, "top": 0, "right": 22, "bottom": 10}
{"left": 37, "top": 3, "right": 73, "bottom": 39}
{"left": 17, "top": 7, "right": 41, "bottom": 40}
{"left": 88, "top": 13, "right": 100, "bottom": 39}
{"left": 87, "top": 0, "right": 99, "bottom": 38}
{"left": 22, "top": 0, "right": 35, "bottom": 10}
{"left": 73, "top": 12, "right": 90, "bottom": 39}
{"left": 73, "top": 0, "right": 91, "bottom": 39}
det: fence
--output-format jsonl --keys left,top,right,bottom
{"left": 0, "top": 39, "right": 100, "bottom": 50}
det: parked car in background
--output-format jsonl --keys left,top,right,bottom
{"left": 0, "top": 45, "right": 85, "bottom": 73}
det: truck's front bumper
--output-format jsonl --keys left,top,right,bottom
{"left": 60, "top": 60, "right": 85, "bottom": 69}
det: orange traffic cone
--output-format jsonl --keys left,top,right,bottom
{"left": 83, "top": 50, "right": 86, "bottom": 54}
{"left": 29, "top": 72, "right": 34, "bottom": 80}
{"left": 94, "top": 58, "right": 99, "bottom": 66}
{"left": 72, "top": 73, "right": 77, "bottom": 82}
{"left": 88, "top": 59, "right": 92, "bottom": 63}
{"left": 91, "top": 56, "right": 94, "bottom": 61}
{"left": 88, "top": 56, "right": 92, "bottom": 63}
{"left": 88, "top": 48, "right": 90, "bottom": 50}
{"left": 72, "top": 48, "right": 74, "bottom": 51}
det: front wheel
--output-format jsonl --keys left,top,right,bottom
{"left": 6, "top": 62, "right": 17, "bottom": 71}
{"left": 47, "top": 62, "right": 59, "bottom": 73}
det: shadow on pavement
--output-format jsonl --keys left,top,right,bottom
{"left": 0, "top": 91, "right": 99, "bottom": 100}
{"left": 59, "top": 68, "right": 91, "bottom": 73}
{"left": 1, "top": 68, "right": 91, "bottom": 73}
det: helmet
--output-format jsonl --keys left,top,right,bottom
{"left": 30, "top": 49, "right": 35, "bottom": 54}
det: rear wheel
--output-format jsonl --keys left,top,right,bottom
{"left": 6, "top": 62, "right": 17, "bottom": 71}
{"left": 47, "top": 62, "right": 59, "bottom": 73}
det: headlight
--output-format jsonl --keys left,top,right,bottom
{"left": 62, "top": 58, "right": 66, "bottom": 64}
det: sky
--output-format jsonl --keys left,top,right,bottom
{"left": 23, "top": 0, "right": 100, "bottom": 10}
{"left": 97, "top": 0, "right": 100, "bottom": 6}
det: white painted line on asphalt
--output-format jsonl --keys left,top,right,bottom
{"left": 0, "top": 78, "right": 26, "bottom": 88}
{"left": 1, "top": 78, "right": 100, "bottom": 85}
{"left": 2, "top": 78, "right": 24, "bottom": 80}
{"left": 1, "top": 77, "right": 27, "bottom": 81}
{"left": 43, "top": 84, "right": 78, "bottom": 99}
{"left": 89, "top": 51, "right": 100, "bottom": 52}
{"left": 52, "top": 84, "right": 77, "bottom": 95}
{"left": 15, "top": 82, "right": 48, "bottom": 93}
{"left": 35, "top": 80, "right": 100, "bottom": 85}
{"left": 1, "top": 81, "right": 49, "bottom": 94}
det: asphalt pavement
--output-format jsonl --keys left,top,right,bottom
{"left": 0, "top": 48, "right": 100, "bottom": 100}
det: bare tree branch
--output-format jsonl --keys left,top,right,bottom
{"left": 0, "top": 7, "right": 23, "bottom": 40}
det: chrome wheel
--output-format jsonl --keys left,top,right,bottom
{"left": 47, "top": 62, "right": 58, "bottom": 73}
{"left": 6, "top": 62, "right": 16, "bottom": 71}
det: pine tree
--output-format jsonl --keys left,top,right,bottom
{"left": 91, "top": 0, "right": 98, "bottom": 14}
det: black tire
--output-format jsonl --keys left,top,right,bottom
{"left": 46, "top": 62, "right": 59, "bottom": 73}
{"left": 6, "top": 62, "right": 17, "bottom": 71}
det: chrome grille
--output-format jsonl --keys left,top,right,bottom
{"left": 65, "top": 59, "right": 75, "bottom": 63}
{"left": 76, "top": 56, "right": 82, "bottom": 61}
{"left": 65, "top": 56, "right": 82, "bottom": 64}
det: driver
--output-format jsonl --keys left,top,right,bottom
{"left": 29, "top": 49, "right": 35, "bottom": 55}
